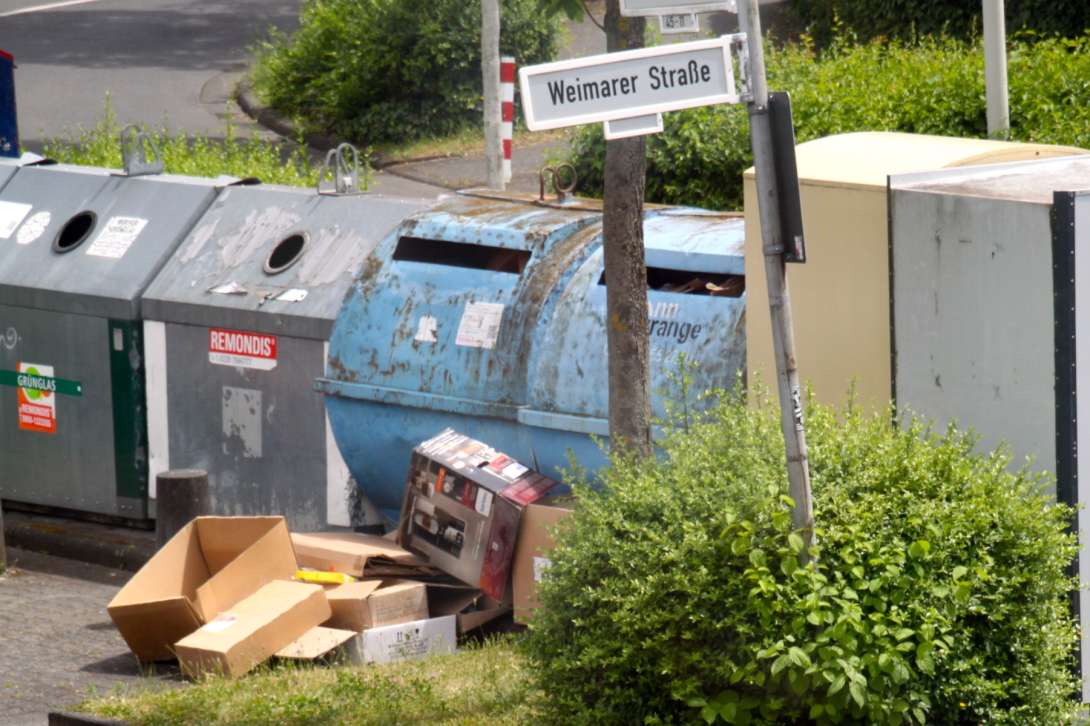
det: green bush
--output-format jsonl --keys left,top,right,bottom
{"left": 568, "top": 35, "right": 1090, "bottom": 211}
{"left": 790, "top": 0, "right": 1090, "bottom": 48}
{"left": 523, "top": 391, "right": 1078, "bottom": 725}
{"left": 252, "top": 0, "right": 559, "bottom": 146}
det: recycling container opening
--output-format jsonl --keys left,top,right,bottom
{"left": 53, "top": 210, "right": 96, "bottom": 253}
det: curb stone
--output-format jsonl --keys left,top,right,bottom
{"left": 48, "top": 713, "right": 132, "bottom": 726}
{"left": 233, "top": 78, "right": 457, "bottom": 172}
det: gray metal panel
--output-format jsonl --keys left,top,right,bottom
{"left": 1074, "top": 191, "right": 1090, "bottom": 703}
{"left": 891, "top": 155, "right": 1090, "bottom": 204}
{"left": 142, "top": 188, "right": 431, "bottom": 340}
{"left": 162, "top": 322, "right": 329, "bottom": 531}
{"left": 0, "top": 167, "right": 227, "bottom": 320}
{"left": 891, "top": 186, "right": 1056, "bottom": 483}
{"left": 0, "top": 306, "right": 118, "bottom": 514}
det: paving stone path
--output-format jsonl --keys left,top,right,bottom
{"left": 0, "top": 549, "right": 177, "bottom": 726}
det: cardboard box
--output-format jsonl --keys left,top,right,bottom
{"left": 291, "top": 532, "right": 431, "bottom": 578}
{"left": 276, "top": 626, "right": 360, "bottom": 661}
{"left": 512, "top": 502, "right": 575, "bottom": 624}
{"left": 174, "top": 580, "right": 331, "bottom": 679}
{"left": 107, "top": 516, "right": 298, "bottom": 662}
{"left": 324, "top": 581, "right": 428, "bottom": 632}
{"left": 398, "top": 429, "right": 559, "bottom": 601}
{"left": 360, "top": 615, "right": 457, "bottom": 664}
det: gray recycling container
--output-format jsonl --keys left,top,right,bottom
{"left": 0, "top": 162, "right": 235, "bottom": 520}
{"left": 888, "top": 155, "right": 1090, "bottom": 700}
{"left": 140, "top": 183, "right": 430, "bottom": 531}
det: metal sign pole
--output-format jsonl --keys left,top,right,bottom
{"left": 737, "top": 0, "right": 815, "bottom": 551}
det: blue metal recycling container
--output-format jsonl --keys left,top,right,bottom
{"left": 319, "top": 190, "right": 746, "bottom": 520}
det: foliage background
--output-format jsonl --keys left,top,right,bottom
{"left": 789, "top": 0, "right": 1090, "bottom": 48}
{"left": 252, "top": 0, "right": 560, "bottom": 146}
{"left": 567, "top": 34, "right": 1090, "bottom": 211}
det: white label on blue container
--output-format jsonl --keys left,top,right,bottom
{"left": 455, "top": 302, "right": 505, "bottom": 349}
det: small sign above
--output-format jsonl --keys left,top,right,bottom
{"left": 519, "top": 35, "right": 744, "bottom": 132}
{"left": 604, "top": 113, "right": 665, "bottom": 140}
{"left": 660, "top": 13, "right": 699, "bottom": 34}
{"left": 620, "top": 0, "right": 737, "bottom": 16}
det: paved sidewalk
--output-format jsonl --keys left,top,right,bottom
{"left": 0, "top": 549, "right": 177, "bottom": 726}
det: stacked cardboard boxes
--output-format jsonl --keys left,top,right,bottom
{"left": 107, "top": 430, "right": 575, "bottom": 678}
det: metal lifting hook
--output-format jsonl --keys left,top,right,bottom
{"left": 318, "top": 142, "right": 364, "bottom": 195}
{"left": 538, "top": 163, "right": 577, "bottom": 204}
{"left": 120, "top": 125, "right": 164, "bottom": 177}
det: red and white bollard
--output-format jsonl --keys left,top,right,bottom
{"left": 501, "top": 56, "right": 516, "bottom": 184}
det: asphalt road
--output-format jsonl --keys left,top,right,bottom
{"left": 0, "top": 0, "right": 302, "bottom": 148}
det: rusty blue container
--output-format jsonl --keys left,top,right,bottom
{"left": 318, "top": 191, "right": 746, "bottom": 519}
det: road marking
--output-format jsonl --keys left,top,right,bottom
{"left": 0, "top": 0, "right": 101, "bottom": 17}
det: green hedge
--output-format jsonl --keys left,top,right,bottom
{"left": 790, "top": 0, "right": 1090, "bottom": 47}
{"left": 252, "top": 0, "right": 559, "bottom": 146}
{"left": 524, "top": 392, "right": 1079, "bottom": 724}
{"left": 567, "top": 35, "right": 1090, "bottom": 211}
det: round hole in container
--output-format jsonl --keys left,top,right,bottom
{"left": 53, "top": 211, "right": 96, "bottom": 253}
{"left": 264, "top": 233, "right": 307, "bottom": 275}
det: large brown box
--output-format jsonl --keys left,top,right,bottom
{"left": 398, "top": 429, "right": 558, "bottom": 601}
{"left": 512, "top": 502, "right": 574, "bottom": 624}
{"left": 107, "top": 516, "right": 298, "bottom": 662}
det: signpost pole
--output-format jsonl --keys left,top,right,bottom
{"left": 481, "top": 0, "right": 504, "bottom": 189}
{"left": 737, "top": 0, "right": 815, "bottom": 552}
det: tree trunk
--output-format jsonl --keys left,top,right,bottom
{"left": 482, "top": 0, "right": 504, "bottom": 189}
{"left": 602, "top": 1, "right": 651, "bottom": 457}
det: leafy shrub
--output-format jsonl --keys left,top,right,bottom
{"left": 568, "top": 34, "right": 1090, "bottom": 210}
{"left": 523, "top": 390, "right": 1078, "bottom": 725}
{"left": 790, "top": 0, "right": 1090, "bottom": 48}
{"left": 252, "top": 0, "right": 559, "bottom": 146}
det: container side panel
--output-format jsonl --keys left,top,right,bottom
{"left": 164, "top": 323, "right": 327, "bottom": 531}
{"left": 1073, "top": 192, "right": 1090, "bottom": 702}
{"left": 109, "top": 319, "right": 148, "bottom": 517}
{"left": 144, "top": 320, "right": 170, "bottom": 500}
{"left": 745, "top": 180, "right": 893, "bottom": 411}
{"left": 892, "top": 190, "right": 1056, "bottom": 481}
{"left": 0, "top": 307, "right": 119, "bottom": 514}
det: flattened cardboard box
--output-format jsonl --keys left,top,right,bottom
{"left": 512, "top": 501, "right": 575, "bottom": 624}
{"left": 175, "top": 580, "right": 331, "bottom": 679}
{"left": 361, "top": 615, "right": 458, "bottom": 664}
{"left": 292, "top": 532, "right": 430, "bottom": 579}
{"left": 399, "top": 429, "right": 559, "bottom": 601}
{"left": 324, "top": 581, "right": 429, "bottom": 632}
{"left": 107, "top": 516, "right": 298, "bottom": 662}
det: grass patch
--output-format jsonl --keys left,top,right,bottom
{"left": 77, "top": 638, "right": 539, "bottom": 726}
{"left": 42, "top": 99, "right": 330, "bottom": 189}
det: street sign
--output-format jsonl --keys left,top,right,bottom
{"left": 519, "top": 35, "right": 743, "bottom": 132}
{"left": 621, "top": 0, "right": 737, "bottom": 16}
{"left": 604, "top": 113, "right": 664, "bottom": 140}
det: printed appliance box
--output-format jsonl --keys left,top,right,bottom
{"left": 398, "top": 429, "right": 559, "bottom": 601}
